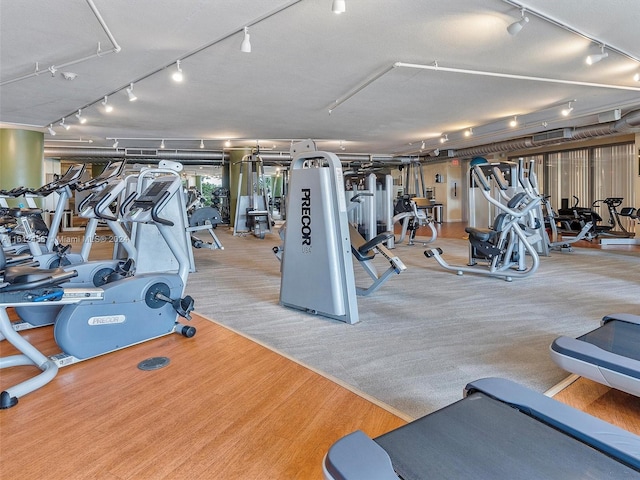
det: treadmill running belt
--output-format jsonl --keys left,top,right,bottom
{"left": 578, "top": 319, "right": 640, "bottom": 361}
{"left": 374, "top": 392, "right": 640, "bottom": 479}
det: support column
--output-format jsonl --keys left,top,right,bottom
{"left": 0, "top": 129, "right": 44, "bottom": 206}
{"left": 228, "top": 148, "right": 250, "bottom": 228}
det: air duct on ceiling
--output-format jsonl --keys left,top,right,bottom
{"left": 455, "top": 108, "right": 640, "bottom": 158}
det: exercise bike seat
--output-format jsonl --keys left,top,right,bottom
{"left": 6, "top": 207, "right": 43, "bottom": 217}
{"left": 1, "top": 248, "right": 77, "bottom": 291}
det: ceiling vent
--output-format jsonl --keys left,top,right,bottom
{"left": 532, "top": 128, "right": 572, "bottom": 143}
{"left": 598, "top": 109, "right": 621, "bottom": 123}
{"left": 125, "top": 148, "right": 158, "bottom": 157}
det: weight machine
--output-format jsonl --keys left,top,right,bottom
{"left": 234, "top": 153, "right": 273, "bottom": 239}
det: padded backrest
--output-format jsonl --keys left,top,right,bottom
{"left": 507, "top": 192, "right": 528, "bottom": 209}
{"left": 620, "top": 207, "right": 636, "bottom": 217}
{"left": 493, "top": 213, "right": 508, "bottom": 232}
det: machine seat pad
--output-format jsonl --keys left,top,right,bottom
{"left": 350, "top": 226, "right": 394, "bottom": 261}
{"left": 465, "top": 227, "right": 497, "bottom": 242}
{"left": 7, "top": 207, "right": 43, "bottom": 217}
{"left": 3, "top": 265, "right": 66, "bottom": 285}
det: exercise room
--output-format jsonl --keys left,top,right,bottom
{"left": 1, "top": 1, "right": 640, "bottom": 478}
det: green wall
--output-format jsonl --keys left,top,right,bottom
{"left": 0, "top": 128, "right": 44, "bottom": 206}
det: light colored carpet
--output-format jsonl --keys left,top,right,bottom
{"left": 187, "top": 227, "right": 639, "bottom": 419}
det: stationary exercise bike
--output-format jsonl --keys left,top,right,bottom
{"left": 0, "top": 173, "right": 196, "bottom": 408}
{"left": 11, "top": 161, "right": 137, "bottom": 328}
{"left": 3, "top": 164, "right": 87, "bottom": 267}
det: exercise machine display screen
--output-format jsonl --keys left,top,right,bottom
{"left": 134, "top": 180, "right": 174, "bottom": 207}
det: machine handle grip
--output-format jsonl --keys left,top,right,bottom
{"left": 95, "top": 194, "right": 118, "bottom": 221}
{"left": 78, "top": 192, "right": 94, "bottom": 212}
{"left": 151, "top": 191, "right": 174, "bottom": 226}
{"left": 350, "top": 192, "right": 374, "bottom": 202}
{"left": 119, "top": 191, "right": 137, "bottom": 217}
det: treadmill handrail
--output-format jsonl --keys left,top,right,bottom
{"left": 603, "top": 313, "right": 640, "bottom": 326}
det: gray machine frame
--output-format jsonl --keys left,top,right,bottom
{"left": 123, "top": 161, "right": 196, "bottom": 273}
{"left": 279, "top": 142, "right": 359, "bottom": 324}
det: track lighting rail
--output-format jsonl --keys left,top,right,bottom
{"left": 0, "top": 0, "right": 121, "bottom": 87}
{"left": 503, "top": 0, "right": 640, "bottom": 64}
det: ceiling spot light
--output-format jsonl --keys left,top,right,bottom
{"left": 172, "top": 60, "right": 184, "bottom": 82}
{"left": 160, "top": 139, "right": 165, "bottom": 149}
{"left": 62, "top": 72, "right": 77, "bottom": 81}
{"left": 561, "top": 102, "right": 574, "bottom": 116}
{"left": 509, "top": 116, "right": 518, "bottom": 127}
{"left": 102, "top": 96, "right": 113, "bottom": 113}
{"left": 126, "top": 82, "right": 138, "bottom": 101}
{"left": 75, "top": 109, "right": 87, "bottom": 124}
{"left": 634, "top": 72, "right": 640, "bottom": 82}
{"left": 200, "top": 139, "right": 205, "bottom": 149}
{"left": 225, "top": 139, "right": 231, "bottom": 147}
{"left": 47, "top": 124, "right": 56, "bottom": 136}
{"left": 112, "top": 139, "right": 119, "bottom": 149}
{"left": 464, "top": 128, "right": 473, "bottom": 137}
{"left": 507, "top": 9, "right": 529, "bottom": 36}
{"left": 48, "top": 66, "right": 57, "bottom": 77}
{"left": 332, "top": 0, "right": 346, "bottom": 14}
{"left": 439, "top": 134, "right": 448, "bottom": 144}
{"left": 241, "top": 27, "right": 252, "bottom": 53}
{"left": 586, "top": 45, "right": 608, "bottom": 65}
{"left": 59, "top": 118, "right": 71, "bottom": 130}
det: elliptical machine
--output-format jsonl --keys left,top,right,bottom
{"left": 425, "top": 163, "right": 542, "bottom": 282}
{"left": 0, "top": 172, "right": 196, "bottom": 408}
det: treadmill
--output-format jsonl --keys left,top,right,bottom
{"left": 323, "top": 377, "right": 640, "bottom": 479}
{"left": 551, "top": 313, "right": 640, "bottom": 396}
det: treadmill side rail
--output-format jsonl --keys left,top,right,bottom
{"left": 464, "top": 377, "right": 640, "bottom": 471}
{"left": 323, "top": 430, "right": 397, "bottom": 480}
{"left": 603, "top": 313, "right": 640, "bottom": 326}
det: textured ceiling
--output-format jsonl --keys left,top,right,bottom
{"left": 1, "top": 0, "right": 639, "bottom": 156}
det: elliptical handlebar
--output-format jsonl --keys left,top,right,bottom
{"left": 472, "top": 165, "right": 541, "bottom": 218}
{"left": 491, "top": 166, "right": 509, "bottom": 191}
{"left": 472, "top": 165, "right": 492, "bottom": 192}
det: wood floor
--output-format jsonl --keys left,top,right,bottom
{"left": 1, "top": 222, "right": 639, "bottom": 479}
{"left": 0, "top": 312, "right": 406, "bottom": 479}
